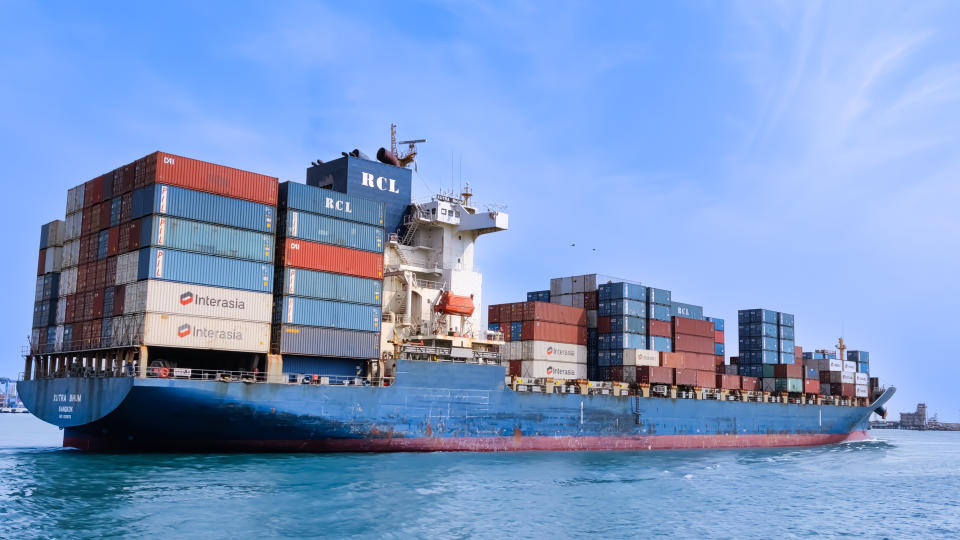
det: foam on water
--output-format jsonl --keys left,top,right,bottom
{"left": 1, "top": 415, "right": 959, "bottom": 539}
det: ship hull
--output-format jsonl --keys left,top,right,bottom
{"left": 20, "top": 360, "right": 891, "bottom": 453}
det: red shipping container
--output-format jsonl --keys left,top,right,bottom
{"left": 36, "top": 327, "right": 48, "bottom": 353}
{"left": 584, "top": 290, "right": 598, "bottom": 310}
{"left": 648, "top": 319, "right": 671, "bottom": 338}
{"left": 107, "top": 227, "right": 119, "bottom": 256}
{"left": 37, "top": 249, "right": 46, "bottom": 275}
{"left": 498, "top": 304, "right": 511, "bottom": 323}
{"left": 638, "top": 366, "right": 674, "bottom": 385}
{"left": 714, "top": 330, "right": 724, "bottom": 343}
{"left": 696, "top": 370, "right": 717, "bottom": 388}
{"left": 794, "top": 345, "right": 802, "bottom": 359}
{"left": 597, "top": 316, "right": 611, "bottom": 334}
{"left": 673, "top": 334, "right": 715, "bottom": 355}
{"left": 118, "top": 220, "right": 141, "bottom": 253}
{"left": 659, "top": 351, "right": 684, "bottom": 368}
{"left": 113, "top": 284, "right": 126, "bottom": 316}
{"left": 672, "top": 317, "right": 714, "bottom": 338}
{"left": 715, "top": 354, "right": 724, "bottom": 366}
{"left": 741, "top": 376, "right": 760, "bottom": 391}
{"left": 99, "top": 202, "right": 111, "bottom": 230}
{"left": 521, "top": 320, "right": 586, "bottom": 346}
{"left": 73, "top": 293, "right": 86, "bottom": 322}
{"left": 774, "top": 364, "right": 803, "bottom": 379}
{"left": 521, "top": 301, "right": 586, "bottom": 326}
{"left": 488, "top": 305, "right": 500, "bottom": 323}
{"left": 133, "top": 151, "right": 279, "bottom": 205}
{"left": 510, "top": 302, "right": 525, "bottom": 322}
{"left": 87, "top": 203, "right": 102, "bottom": 232}
{"left": 715, "top": 363, "right": 726, "bottom": 374}
{"left": 75, "top": 263, "right": 88, "bottom": 293}
{"left": 90, "top": 289, "right": 104, "bottom": 319}
{"left": 730, "top": 356, "right": 739, "bottom": 365}
{"left": 105, "top": 256, "right": 117, "bottom": 286}
{"left": 508, "top": 360, "right": 521, "bottom": 377}
{"left": 81, "top": 207, "right": 93, "bottom": 235}
{"left": 83, "top": 176, "right": 103, "bottom": 208}
{"left": 840, "top": 383, "right": 855, "bottom": 397}
{"left": 111, "top": 167, "right": 123, "bottom": 196}
{"left": 94, "top": 259, "right": 107, "bottom": 290}
{"left": 64, "top": 294, "right": 76, "bottom": 324}
{"left": 498, "top": 322, "right": 511, "bottom": 341}
{"left": 120, "top": 192, "right": 134, "bottom": 223}
{"left": 280, "top": 238, "right": 383, "bottom": 279}
{"left": 675, "top": 368, "right": 698, "bottom": 386}
{"left": 804, "top": 379, "right": 820, "bottom": 394}
{"left": 101, "top": 172, "right": 114, "bottom": 201}
{"left": 717, "top": 374, "right": 740, "bottom": 390}
{"left": 684, "top": 352, "right": 715, "bottom": 370}
{"left": 88, "top": 319, "right": 102, "bottom": 349}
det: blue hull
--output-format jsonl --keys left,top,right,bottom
{"left": 18, "top": 361, "right": 894, "bottom": 452}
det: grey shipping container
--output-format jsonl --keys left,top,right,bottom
{"left": 272, "top": 324, "right": 380, "bottom": 358}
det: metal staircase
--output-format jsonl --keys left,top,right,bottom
{"left": 399, "top": 203, "right": 426, "bottom": 246}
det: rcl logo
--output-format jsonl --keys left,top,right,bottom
{"left": 361, "top": 172, "right": 401, "bottom": 194}
{"left": 163, "top": 156, "right": 175, "bottom": 165}
{"left": 325, "top": 197, "right": 353, "bottom": 213}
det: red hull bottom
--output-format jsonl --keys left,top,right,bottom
{"left": 64, "top": 431, "right": 871, "bottom": 452}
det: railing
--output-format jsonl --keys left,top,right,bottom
{"left": 413, "top": 278, "right": 445, "bottom": 290}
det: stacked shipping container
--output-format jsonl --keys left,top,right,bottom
{"left": 42, "top": 152, "right": 279, "bottom": 355}
{"left": 270, "top": 182, "right": 385, "bottom": 376}
{"left": 33, "top": 220, "right": 64, "bottom": 353}
{"left": 489, "top": 301, "right": 587, "bottom": 379}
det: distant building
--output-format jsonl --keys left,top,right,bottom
{"left": 900, "top": 403, "right": 927, "bottom": 429}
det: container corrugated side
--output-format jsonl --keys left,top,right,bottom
{"left": 279, "top": 238, "right": 383, "bottom": 279}
{"left": 132, "top": 184, "right": 276, "bottom": 233}
{"left": 518, "top": 360, "right": 585, "bottom": 380}
{"left": 271, "top": 325, "right": 379, "bottom": 358}
{"left": 279, "top": 182, "right": 384, "bottom": 227}
{"left": 62, "top": 239, "right": 80, "bottom": 267}
{"left": 66, "top": 184, "right": 85, "bottom": 214}
{"left": 123, "top": 280, "right": 272, "bottom": 322}
{"left": 58, "top": 269, "right": 78, "bottom": 297}
{"left": 128, "top": 312, "right": 269, "bottom": 352}
{"left": 283, "top": 210, "right": 383, "bottom": 253}
{"left": 134, "top": 152, "right": 278, "bottom": 206}
{"left": 136, "top": 248, "right": 273, "bottom": 292}
{"left": 276, "top": 268, "right": 381, "bottom": 306}
{"left": 516, "top": 341, "right": 586, "bottom": 363}
{"left": 276, "top": 296, "right": 380, "bottom": 332}
{"left": 281, "top": 356, "right": 368, "bottom": 378}
{"left": 140, "top": 215, "right": 274, "bottom": 263}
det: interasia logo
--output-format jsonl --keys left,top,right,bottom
{"left": 546, "top": 366, "right": 553, "bottom": 376}
{"left": 177, "top": 324, "right": 191, "bottom": 338}
{"left": 546, "top": 347, "right": 553, "bottom": 355}
{"left": 180, "top": 292, "right": 194, "bottom": 306}
{"left": 549, "top": 365, "right": 577, "bottom": 377}
{"left": 178, "top": 290, "right": 247, "bottom": 310}
{"left": 175, "top": 322, "right": 243, "bottom": 341}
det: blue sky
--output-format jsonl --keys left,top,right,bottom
{"left": 2, "top": 1, "right": 958, "bottom": 419}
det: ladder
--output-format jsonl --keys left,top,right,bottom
{"left": 399, "top": 203, "right": 425, "bottom": 246}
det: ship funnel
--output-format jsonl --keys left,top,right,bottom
{"left": 377, "top": 147, "right": 401, "bottom": 167}
{"left": 342, "top": 149, "right": 371, "bottom": 160}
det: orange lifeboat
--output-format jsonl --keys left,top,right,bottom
{"left": 433, "top": 291, "right": 475, "bottom": 316}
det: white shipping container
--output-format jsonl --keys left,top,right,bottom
{"left": 553, "top": 294, "right": 574, "bottom": 307}
{"left": 558, "top": 277, "right": 574, "bottom": 295}
{"left": 54, "top": 325, "right": 64, "bottom": 351}
{"left": 43, "top": 246, "right": 63, "bottom": 274}
{"left": 841, "top": 371, "right": 856, "bottom": 384}
{"left": 64, "top": 212, "right": 82, "bottom": 241}
{"left": 581, "top": 274, "right": 616, "bottom": 293}
{"left": 519, "top": 360, "right": 585, "bottom": 380}
{"left": 122, "top": 312, "right": 270, "bottom": 353}
{"left": 62, "top": 239, "right": 80, "bottom": 268}
{"left": 50, "top": 220, "right": 65, "bottom": 246}
{"left": 59, "top": 267, "right": 78, "bottom": 297}
{"left": 116, "top": 251, "right": 140, "bottom": 285}
{"left": 822, "top": 358, "right": 843, "bottom": 372}
{"left": 55, "top": 297, "right": 66, "bottom": 325}
{"left": 518, "top": 341, "right": 586, "bottom": 363}
{"left": 855, "top": 384, "right": 869, "bottom": 398}
{"left": 622, "top": 348, "right": 659, "bottom": 367}
{"left": 855, "top": 372, "right": 868, "bottom": 385}
{"left": 843, "top": 360, "right": 857, "bottom": 373}
{"left": 66, "top": 185, "right": 84, "bottom": 214}
{"left": 123, "top": 280, "right": 272, "bottom": 322}
{"left": 571, "top": 275, "right": 585, "bottom": 294}
{"left": 549, "top": 277, "right": 563, "bottom": 297}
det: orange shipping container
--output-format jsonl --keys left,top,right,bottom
{"left": 280, "top": 238, "right": 383, "bottom": 279}
{"left": 673, "top": 334, "right": 715, "bottom": 355}
{"left": 521, "top": 301, "right": 586, "bottom": 326}
{"left": 488, "top": 305, "right": 500, "bottom": 323}
{"left": 520, "top": 320, "right": 587, "bottom": 346}
{"left": 804, "top": 379, "right": 820, "bottom": 394}
{"left": 648, "top": 319, "right": 671, "bottom": 338}
{"left": 714, "top": 330, "right": 724, "bottom": 343}
{"left": 660, "top": 351, "right": 713, "bottom": 370}
{"left": 741, "top": 376, "right": 760, "bottom": 391}
{"left": 133, "top": 151, "right": 279, "bottom": 206}
{"left": 716, "top": 374, "right": 740, "bottom": 390}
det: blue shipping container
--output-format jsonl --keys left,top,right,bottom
{"left": 779, "top": 339, "right": 795, "bottom": 352}
{"left": 140, "top": 215, "right": 274, "bottom": 263}
{"left": 598, "top": 299, "right": 646, "bottom": 318}
{"left": 739, "top": 336, "right": 778, "bottom": 351}
{"left": 648, "top": 303, "right": 671, "bottom": 322}
{"left": 133, "top": 184, "right": 275, "bottom": 233}
{"left": 510, "top": 321, "right": 523, "bottom": 341}
{"left": 526, "top": 290, "right": 550, "bottom": 302}
{"left": 739, "top": 322, "right": 778, "bottom": 338}
{"left": 273, "top": 325, "right": 379, "bottom": 358}
{"left": 778, "top": 312, "right": 795, "bottom": 327}
{"left": 609, "top": 315, "right": 647, "bottom": 334}
{"left": 599, "top": 332, "right": 647, "bottom": 350}
{"left": 738, "top": 364, "right": 763, "bottom": 378}
{"left": 715, "top": 342, "right": 725, "bottom": 355}
{"left": 739, "top": 350, "right": 779, "bottom": 364}
{"left": 276, "top": 267, "right": 381, "bottom": 306}
{"left": 598, "top": 282, "right": 646, "bottom": 302}
{"left": 646, "top": 287, "right": 671, "bottom": 306}
{"left": 778, "top": 326, "right": 795, "bottom": 340}
{"left": 739, "top": 309, "right": 778, "bottom": 324}
{"left": 671, "top": 302, "right": 703, "bottom": 320}
{"left": 306, "top": 156, "right": 412, "bottom": 236}
{"left": 283, "top": 210, "right": 383, "bottom": 253}
{"left": 38, "top": 222, "right": 50, "bottom": 250}
{"left": 805, "top": 367, "right": 819, "bottom": 379}
{"left": 110, "top": 197, "right": 122, "bottom": 227}
{"left": 103, "top": 287, "right": 115, "bottom": 317}
{"left": 279, "top": 181, "right": 385, "bottom": 227}
{"left": 859, "top": 363, "right": 870, "bottom": 374}
{"left": 97, "top": 230, "right": 109, "bottom": 259}
{"left": 136, "top": 248, "right": 273, "bottom": 292}
{"left": 847, "top": 350, "right": 869, "bottom": 362}
{"left": 649, "top": 335, "right": 672, "bottom": 352}
{"left": 780, "top": 352, "right": 796, "bottom": 364}
{"left": 276, "top": 296, "right": 380, "bottom": 332}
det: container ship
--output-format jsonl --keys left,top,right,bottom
{"left": 18, "top": 137, "right": 894, "bottom": 452}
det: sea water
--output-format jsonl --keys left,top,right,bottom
{"left": 1, "top": 414, "right": 958, "bottom": 538}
